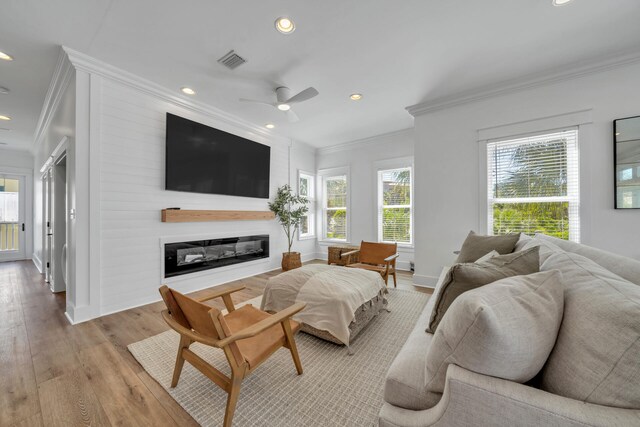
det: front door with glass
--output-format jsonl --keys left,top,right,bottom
{"left": 0, "top": 175, "right": 25, "bottom": 262}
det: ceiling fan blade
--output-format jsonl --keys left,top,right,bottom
{"left": 286, "top": 109, "right": 299, "bottom": 123}
{"left": 285, "top": 87, "right": 319, "bottom": 104}
{"left": 239, "top": 98, "right": 276, "bottom": 107}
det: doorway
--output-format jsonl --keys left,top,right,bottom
{"left": 43, "top": 155, "right": 68, "bottom": 293}
{"left": 0, "top": 174, "right": 26, "bottom": 262}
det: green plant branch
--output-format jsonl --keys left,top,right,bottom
{"left": 268, "top": 184, "right": 309, "bottom": 254}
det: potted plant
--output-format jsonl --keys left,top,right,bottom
{"left": 268, "top": 184, "right": 309, "bottom": 271}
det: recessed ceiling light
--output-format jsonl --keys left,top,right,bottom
{"left": 181, "top": 87, "right": 196, "bottom": 95}
{"left": 350, "top": 93, "right": 363, "bottom": 101}
{"left": 275, "top": 17, "right": 295, "bottom": 34}
{"left": 552, "top": 0, "right": 573, "bottom": 6}
{"left": 0, "top": 51, "right": 13, "bottom": 61}
{"left": 0, "top": 115, "right": 11, "bottom": 121}
{"left": 265, "top": 123, "right": 275, "bottom": 129}
{"left": 277, "top": 104, "right": 291, "bottom": 111}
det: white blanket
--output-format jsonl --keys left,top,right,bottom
{"left": 261, "top": 264, "right": 386, "bottom": 345}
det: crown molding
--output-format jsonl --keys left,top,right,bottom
{"left": 62, "top": 46, "right": 290, "bottom": 146}
{"left": 406, "top": 49, "right": 640, "bottom": 117}
{"left": 32, "top": 47, "right": 74, "bottom": 153}
{"left": 318, "top": 127, "right": 413, "bottom": 155}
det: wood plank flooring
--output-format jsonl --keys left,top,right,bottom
{"left": 0, "top": 259, "right": 430, "bottom": 426}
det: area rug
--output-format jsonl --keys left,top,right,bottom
{"left": 128, "top": 289, "right": 430, "bottom": 426}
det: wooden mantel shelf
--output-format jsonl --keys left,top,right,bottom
{"left": 161, "top": 209, "right": 275, "bottom": 223}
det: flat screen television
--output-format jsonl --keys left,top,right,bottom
{"left": 165, "top": 113, "right": 271, "bottom": 198}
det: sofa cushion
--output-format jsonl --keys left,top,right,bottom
{"left": 536, "top": 233, "right": 640, "bottom": 285}
{"left": 425, "top": 270, "right": 565, "bottom": 394}
{"left": 427, "top": 246, "right": 540, "bottom": 333}
{"left": 383, "top": 307, "right": 442, "bottom": 410}
{"left": 540, "top": 251, "right": 640, "bottom": 409}
{"left": 455, "top": 230, "right": 520, "bottom": 263}
{"left": 519, "top": 236, "right": 564, "bottom": 264}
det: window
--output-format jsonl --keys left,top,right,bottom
{"left": 487, "top": 129, "right": 579, "bottom": 241}
{"left": 322, "top": 174, "right": 348, "bottom": 241}
{"left": 378, "top": 167, "right": 412, "bottom": 245}
{"left": 298, "top": 171, "right": 315, "bottom": 239}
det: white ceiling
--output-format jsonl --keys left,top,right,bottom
{"left": 1, "top": 0, "right": 640, "bottom": 151}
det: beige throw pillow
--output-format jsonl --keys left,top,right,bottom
{"left": 540, "top": 251, "right": 640, "bottom": 408}
{"left": 425, "top": 270, "right": 565, "bottom": 393}
{"left": 426, "top": 246, "right": 540, "bottom": 333}
{"left": 455, "top": 231, "right": 519, "bottom": 263}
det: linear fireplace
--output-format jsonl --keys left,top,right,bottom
{"left": 164, "top": 234, "right": 269, "bottom": 278}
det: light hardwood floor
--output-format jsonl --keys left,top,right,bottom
{"left": 1, "top": 259, "right": 431, "bottom": 426}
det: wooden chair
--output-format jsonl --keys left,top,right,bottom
{"left": 159, "top": 284, "right": 306, "bottom": 427}
{"left": 341, "top": 241, "right": 400, "bottom": 287}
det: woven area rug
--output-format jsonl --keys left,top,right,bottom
{"left": 128, "top": 289, "right": 429, "bottom": 427}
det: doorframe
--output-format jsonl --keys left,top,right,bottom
{"left": 0, "top": 167, "right": 33, "bottom": 263}
{"left": 40, "top": 138, "right": 69, "bottom": 283}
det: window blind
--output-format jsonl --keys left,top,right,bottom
{"left": 378, "top": 167, "right": 412, "bottom": 244}
{"left": 324, "top": 175, "right": 347, "bottom": 240}
{"left": 487, "top": 129, "right": 579, "bottom": 242}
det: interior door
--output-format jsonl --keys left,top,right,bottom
{"left": 0, "top": 174, "right": 26, "bottom": 262}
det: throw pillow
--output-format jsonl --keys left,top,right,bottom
{"left": 425, "top": 270, "right": 565, "bottom": 393}
{"left": 514, "top": 233, "right": 532, "bottom": 252}
{"left": 540, "top": 251, "right": 640, "bottom": 408}
{"left": 455, "top": 231, "right": 519, "bottom": 263}
{"left": 426, "top": 246, "right": 540, "bottom": 333}
{"left": 520, "top": 237, "right": 564, "bottom": 264}
{"left": 475, "top": 250, "right": 499, "bottom": 263}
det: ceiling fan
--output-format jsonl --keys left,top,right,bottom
{"left": 240, "top": 86, "right": 319, "bottom": 122}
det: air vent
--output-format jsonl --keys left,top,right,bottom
{"left": 217, "top": 50, "right": 247, "bottom": 70}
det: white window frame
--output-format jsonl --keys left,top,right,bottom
{"left": 375, "top": 157, "right": 414, "bottom": 247}
{"left": 318, "top": 166, "right": 350, "bottom": 243}
{"left": 484, "top": 128, "right": 580, "bottom": 242}
{"left": 297, "top": 170, "right": 316, "bottom": 240}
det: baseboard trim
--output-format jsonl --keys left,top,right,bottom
{"left": 413, "top": 274, "right": 438, "bottom": 287}
{"left": 32, "top": 253, "right": 43, "bottom": 273}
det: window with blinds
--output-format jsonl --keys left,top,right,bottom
{"left": 298, "top": 171, "right": 315, "bottom": 239}
{"left": 323, "top": 175, "right": 347, "bottom": 240}
{"left": 487, "top": 129, "right": 579, "bottom": 241}
{"left": 378, "top": 167, "right": 412, "bottom": 244}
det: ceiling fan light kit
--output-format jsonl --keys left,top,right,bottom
{"left": 239, "top": 85, "right": 318, "bottom": 123}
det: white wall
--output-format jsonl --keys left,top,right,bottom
{"left": 289, "top": 141, "right": 318, "bottom": 260}
{"left": 315, "top": 129, "right": 415, "bottom": 271}
{"left": 95, "top": 76, "right": 314, "bottom": 315}
{"left": 0, "top": 148, "right": 34, "bottom": 260}
{"left": 412, "top": 60, "right": 640, "bottom": 285}
{"left": 0, "top": 148, "right": 33, "bottom": 169}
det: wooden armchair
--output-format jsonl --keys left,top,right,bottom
{"left": 342, "top": 241, "right": 400, "bottom": 287}
{"left": 159, "top": 284, "right": 306, "bottom": 427}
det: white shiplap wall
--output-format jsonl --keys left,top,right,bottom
{"left": 98, "top": 78, "right": 298, "bottom": 315}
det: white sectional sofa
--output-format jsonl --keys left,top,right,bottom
{"left": 379, "top": 234, "right": 640, "bottom": 427}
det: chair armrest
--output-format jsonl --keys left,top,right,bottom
{"left": 384, "top": 253, "right": 400, "bottom": 263}
{"left": 194, "top": 284, "right": 246, "bottom": 302}
{"left": 341, "top": 250, "right": 360, "bottom": 258}
{"left": 161, "top": 310, "right": 218, "bottom": 347}
{"left": 215, "top": 302, "right": 306, "bottom": 348}
{"left": 379, "top": 364, "right": 640, "bottom": 427}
